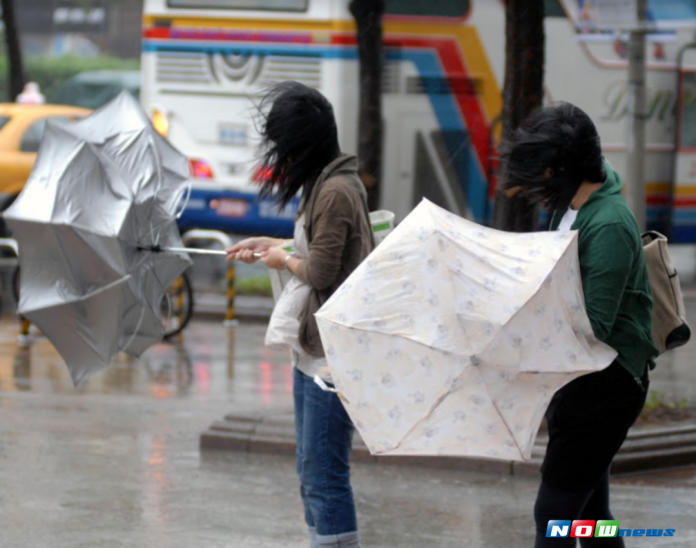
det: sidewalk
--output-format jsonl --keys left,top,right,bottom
{"left": 1, "top": 316, "right": 695, "bottom": 547}
{"left": 200, "top": 289, "right": 696, "bottom": 476}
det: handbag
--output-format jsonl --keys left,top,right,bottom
{"left": 265, "top": 275, "right": 311, "bottom": 353}
{"left": 642, "top": 231, "right": 691, "bottom": 353}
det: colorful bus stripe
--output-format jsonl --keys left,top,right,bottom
{"left": 143, "top": 27, "right": 494, "bottom": 221}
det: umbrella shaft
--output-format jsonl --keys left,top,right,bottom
{"left": 161, "top": 246, "right": 228, "bottom": 256}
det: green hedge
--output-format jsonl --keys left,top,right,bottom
{"left": 236, "top": 276, "right": 273, "bottom": 297}
{"left": 0, "top": 56, "right": 140, "bottom": 102}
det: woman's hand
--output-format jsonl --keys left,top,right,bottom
{"left": 226, "top": 236, "right": 283, "bottom": 264}
{"left": 260, "top": 246, "right": 290, "bottom": 271}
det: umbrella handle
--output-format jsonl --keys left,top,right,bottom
{"left": 314, "top": 375, "right": 351, "bottom": 404}
{"left": 313, "top": 375, "right": 338, "bottom": 393}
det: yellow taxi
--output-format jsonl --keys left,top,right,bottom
{"left": 0, "top": 104, "right": 91, "bottom": 217}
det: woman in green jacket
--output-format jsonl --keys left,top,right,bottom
{"left": 500, "top": 102, "right": 658, "bottom": 548}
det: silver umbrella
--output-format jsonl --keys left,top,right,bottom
{"left": 3, "top": 92, "right": 203, "bottom": 384}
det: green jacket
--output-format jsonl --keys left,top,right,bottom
{"left": 549, "top": 164, "right": 658, "bottom": 377}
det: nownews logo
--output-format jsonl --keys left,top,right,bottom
{"left": 546, "top": 520, "right": 676, "bottom": 538}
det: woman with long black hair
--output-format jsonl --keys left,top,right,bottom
{"left": 227, "top": 82, "right": 373, "bottom": 548}
{"left": 500, "top": 102, "right": 658, "bottom": 548}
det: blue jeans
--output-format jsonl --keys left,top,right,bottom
{"left": 293, "top": 367, "right": 358, "bottom": 539}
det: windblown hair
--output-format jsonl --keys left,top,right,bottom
{"left": 255, "top": 81, "right": 341, "bottom": 209}
{"left": 499, "top": 102, "right": 606, "bottom": 212}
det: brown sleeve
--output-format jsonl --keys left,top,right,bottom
{"left": 295, "top": 181, "right": 354, "bottom": 291}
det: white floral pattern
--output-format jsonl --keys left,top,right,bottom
{"left": 315, "top": 199, "right": 617, "bottom": 461}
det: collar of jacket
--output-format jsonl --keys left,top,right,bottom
{"left": 300, "top": 153, "right": 361, "bottom": 226}
{"left": 550, "top": 159, "right": 623, "bottom": 230}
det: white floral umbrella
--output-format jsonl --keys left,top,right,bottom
{"left": 315, "top": 199, "right": 617, "bottom": 461}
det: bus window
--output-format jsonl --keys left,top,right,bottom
{"left": 385, "top": 0, "right": 469, "bottom": 18}
{"left": 680, "top": 73, "right": 696, "bottom": 149}
{"left": 545, "top": 0, "right": 566, "bottom": 17}
{"left": 167, "top": 0, "right": 308, "bottom": 10}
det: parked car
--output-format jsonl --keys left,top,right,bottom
{"left": 0, "top": 104, "right": 91, "bottom": 235}
{"left": 49, "top": 70, "right": 141, "bottom": 110}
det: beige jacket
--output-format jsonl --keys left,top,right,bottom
{"left": 295, "top": 154, "right": 374, "bottom": 357}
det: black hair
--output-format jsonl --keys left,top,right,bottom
{"left": 499, "top": 102, "right": 606, "bottom": 211}
{"left": 255, "top": 81, "right": 341, "bottom": 209}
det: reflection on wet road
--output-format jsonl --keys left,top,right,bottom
{"left": 0, "top": 313, "right": 695, "bottom": 547}
{"left": 0, "top": 316, "right": 294, "bottom": 411}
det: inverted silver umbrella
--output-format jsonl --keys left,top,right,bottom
{"left": 3, "top": 92, "right": 211, "bottom": 384}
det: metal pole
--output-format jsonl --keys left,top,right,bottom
{"left": 625, "top": 0, "right": 648, "bottom": 231}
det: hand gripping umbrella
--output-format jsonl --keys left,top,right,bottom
{"left": 3, "top": 92, "right": 222, "bottom": 385}
{"left": 315, "top": 199, "right": 617, "bottom": 461}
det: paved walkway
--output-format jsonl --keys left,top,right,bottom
{"left": 1, "top": 314, "right": 696, "bottom": 547}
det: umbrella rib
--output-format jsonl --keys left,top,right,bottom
{"left": 475, "top": 238, "right": 579, "bottom": 374}
{"left": 321, "top": 318, "right": 470, "bottom": 359}
{"left": 468, "top": 364, "right": 526, "bottom": 459}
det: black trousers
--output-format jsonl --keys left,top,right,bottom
{"left": 534, "top": 361, "right": 649, "bottom": 547}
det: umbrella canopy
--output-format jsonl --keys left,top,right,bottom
{"left": 4, "top": 92, "right": 192, "bottom": 385}
{"left": 315, "top": 199, "right": 617, "bottom": 461}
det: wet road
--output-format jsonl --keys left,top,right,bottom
{"left": 1, "top": 311, "right": 696, "bottom": 547}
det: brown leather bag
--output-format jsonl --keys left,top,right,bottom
{"left": 642, "top": 231, "right": 691, "bottom": 353}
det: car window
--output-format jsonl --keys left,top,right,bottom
{"left": 20, "top": 116, "right": 77, "bottom": 153}
{"left": 0, "top": 116, "right": 10, "bottom": 132}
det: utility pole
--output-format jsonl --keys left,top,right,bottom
{"left": 625, "top": 0, "right": 648, "bottom": 231}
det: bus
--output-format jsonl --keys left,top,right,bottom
{"left": 141, "top": 0, "right": 696, "bottom": 242}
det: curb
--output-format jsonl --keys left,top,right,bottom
{"left": 200, "top": 412, "right": 696, "bottom": 476}
{"left": 193, "top": 293, "right": 273, "bottom": 322}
